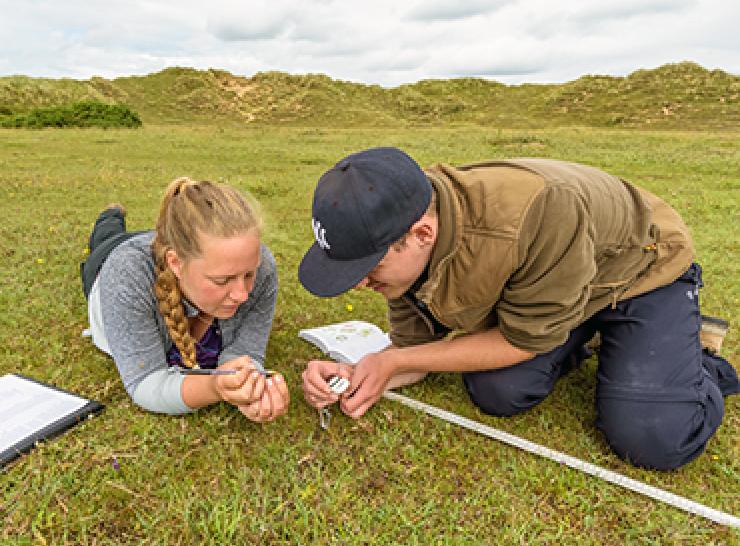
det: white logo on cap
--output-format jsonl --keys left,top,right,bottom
{"left": 312, "top": 218, "right": 331, "bottom": 251}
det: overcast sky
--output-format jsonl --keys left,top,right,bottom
{"left": 0, "top": 0, "right": 737, "bottom": 86}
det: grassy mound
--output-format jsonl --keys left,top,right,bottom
{"left": 542, "top": 62, "right": 740, "bottom": 128}
{"left": 0, "top": 62, "right": 737, "bottom": 129}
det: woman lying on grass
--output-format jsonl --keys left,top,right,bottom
{"left": 80, "top": 177, "right": 289, "bottom": 421}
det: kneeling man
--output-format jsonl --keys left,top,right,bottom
{"left": 299, "top": 147, "right": 737, "bottom": 470}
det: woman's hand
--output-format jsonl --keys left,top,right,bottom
{"left": 238, "top": 373, "right": 290, "bottom": 422}
{"left": 214, "top": 356, "right": 266, "bottom": 406}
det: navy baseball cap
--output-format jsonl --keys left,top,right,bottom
{"left": 299, "top": 147, "right": 432, "bottom": 297}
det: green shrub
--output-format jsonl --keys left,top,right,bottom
{"left": 0, "top": 100, "right": 142, "bottom": 128}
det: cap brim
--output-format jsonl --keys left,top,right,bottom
{"left": 298, "top": 242, "right": 387, "bottom": 297}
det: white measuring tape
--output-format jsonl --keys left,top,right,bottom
{"left": 382, "top": 390, "right": 740, "bottom": 528}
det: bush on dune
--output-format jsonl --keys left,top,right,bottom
{"left": 0, "top": 100, "right": 142, "bottom": 128}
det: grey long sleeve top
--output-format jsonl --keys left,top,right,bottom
{"left": 95, "top": 232, "right": 277, "bottom": 414}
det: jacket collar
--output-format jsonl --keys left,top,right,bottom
{"left": 416, "top": 166, "right": 463, "bottom": 303}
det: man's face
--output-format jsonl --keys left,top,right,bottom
{"left": 354, "top": 217, "right": 436, "bottom": 300}
{"left": 167, "top": 231, "right": 262, "bottom": 319}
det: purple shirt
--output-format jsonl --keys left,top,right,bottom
{"left": 166, "top": 321, "right": 223, "bottom": 369}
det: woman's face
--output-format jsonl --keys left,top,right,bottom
{"left": 166, "top": 231, "right": 261, "bottom": 319}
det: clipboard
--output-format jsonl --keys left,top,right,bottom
{"left": 0, "top": 374, "right": 105, "bottom": 467}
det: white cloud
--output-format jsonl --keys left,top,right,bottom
{"left": 207, "top": 1, "right": 295, "bottom": 41}
{"left": 403, "top": 0, "right": 509, "bottom": 21}
{"left": 0, "top": 0, "right": 736, "bottom": 85}
{"left": 569, "top": 0, "right": 695, "bottom": 24}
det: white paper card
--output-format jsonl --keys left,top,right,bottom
{"left": 0, "top": 374, "right": 88, "bottom": 453}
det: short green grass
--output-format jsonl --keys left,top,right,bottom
{"left": 0, "top": 125, "right": 737, "bottom": 545}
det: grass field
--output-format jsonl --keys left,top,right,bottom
{"left": 0, "top": 124, "right": 738, "bottom": 545}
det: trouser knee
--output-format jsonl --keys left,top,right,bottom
{"left": 596, "top": 377, "right": 724, "bottom": 470}
{"left": 463, "top": 368, "right": 553, "bottom": 417}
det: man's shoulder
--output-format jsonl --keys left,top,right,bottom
{"left": 429, "top": 161, "right": 547, "bottom": 240}
{"left": 431, "top": 158, "right": 618, "bottom": 188}
{"left": 429, "top": 161, "right": 546, "bottom": 204}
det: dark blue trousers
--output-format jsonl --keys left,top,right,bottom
{"left": 463, "top": 264, "right": 737, "bottom": 470}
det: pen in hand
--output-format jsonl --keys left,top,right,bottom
{"left": 173, "top": 367, "right": 277, "bottom": 377}
{"left": 173, "top": 367, "right": 237, "bottom": 376}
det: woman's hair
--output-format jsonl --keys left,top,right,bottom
{"left": 151, "top": 177, "right": 262, "bottom": 368}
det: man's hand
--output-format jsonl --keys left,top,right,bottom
{"left": 302, "top": 360, "right": 353, "bottom": 409}
{"left": 239, "top": 373, "right": 290, "bottom": 422}
{"left": 340, "top": 352, "right": 395, "bottom": 419}
{"left": 214, "top": 356, "right": 266, "bottom": 406}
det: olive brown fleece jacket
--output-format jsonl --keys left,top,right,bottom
{"left": 388, "top": 158, "right": 694, "bottom": 353}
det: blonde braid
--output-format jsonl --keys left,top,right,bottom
{"left": 152, "top": 239, "right": 198, "bottom": 368}
{"left": 150, "top": 176, "right": 262, "bottom": 370}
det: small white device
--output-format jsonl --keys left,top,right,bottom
{"left": 318, "top": 375, "right": 351, "bottom": 430}
{"left": 327, "top": 375, "right": 350, "bottom": 395}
